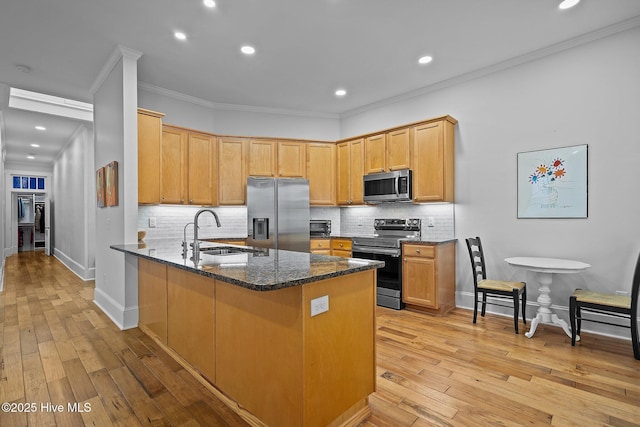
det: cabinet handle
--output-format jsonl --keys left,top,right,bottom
{"left": 403, "top": 258, "right": 407, "bottom": 262}
{"left": 415, "top": 249, "right": 421, "bottom": 253}
{"left": 340, "top": 243, "right": 343, "bottom": 247}
{"left": 190, "top": 199, "right": 193, "bottom": 203}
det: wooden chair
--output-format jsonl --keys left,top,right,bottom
{"left": 465, "top": 237, "right": 527, "bottom": 334}
{"left": 569, "top": 252, "right": 640, "bottom": 360}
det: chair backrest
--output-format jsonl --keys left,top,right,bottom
{"left": 631, "top": 251, "right": 640, "bottom": 319}
{"left": 465, "top": 237, "right": 487, "bottom": 289}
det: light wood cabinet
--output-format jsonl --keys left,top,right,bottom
{"left": 138, "top": 109, "right": 165, "bottom": 204}
{"left": 188, "top": 132, "right": 218, "bottom": 205}
{"left": 218, "top": 137, "right": 247, "bottom": 205}
{"left": 330, "top": 238, "right": 352, "bottom": 258}
{"left": 310, "top": 238, "right": 331, "bottom": 255}
{"left": 306, "top": 143, "right": 335, "bottom": 205}
{"left": 138, "top": 258, "right": 167, "bottom": 343}
{"left": 278, "top": 141, "right": 306, "bottom": 178}
{"left": 364, "top": 133, "right": 386, "bottom": 174}
{"left": 160, "top": 126, "right": 217, "bottom": 206}
{"left": 336, "top": 138, "right": 364, "bottom": 206}
{"left": 386, "top": 127, "right": 412, "bottom": 171}
{"left": 248, "top": 139, "right": 306, "bottom": 178}
{"left": 411, "top": 117, "right": 456, "bottom": 202}
{"left": 402, "top": 241, "right": 456, "bottom": 315}
{"left": 160, "top": 125, "right": 188, "bottom": 204}
{"left": 167, "top": 266, "right": 216, "bottom": 382}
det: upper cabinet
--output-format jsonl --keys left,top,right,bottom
{"left": 218, "top": 137, "right": 247, "bottom": 205}
{"left": 188, "top": 132, "right": 218, "bottom": 205}
{"left": 337, "top": 138, "right": 364, "bottom": 206}
{"left": 160, "top": 125, "right": 188, "bottom": 204}
{"left": 411, "top": 117, "right": 456, "bottom": 203}
{"left": 138, "top": 109, "right": 165, "bottom": 204}
{"left": 364, "top": 133, "right": 386, "bottom": 174}
{"left": 248, "top": 139, "right": 306, "bottom": 178}
{"left": 160, "top": 126, "right": 217, "bottom": 206}
{"left": 307, "top": 143, "right": 336, "bottom": 205}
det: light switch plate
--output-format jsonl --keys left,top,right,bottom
{"left": 310, "top": 295, "right": 329, "bottom": 317}
{"left": 149, "top": 217, "right": 157, "bottom": 228}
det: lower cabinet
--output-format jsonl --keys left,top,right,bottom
{"left": 310, "top": 238, "right": 331, "bottom": 255}
{"left": 166, "top": 266, "right": 216, "bottom": 382}
{"left": 402, "top": 241, "right": 456, "bottom": 315}
{"left": 330, "top": 238, "right": 352, "bottom": 258}
{"left": 138, "top": 258, "right": 167, "bottom": 343}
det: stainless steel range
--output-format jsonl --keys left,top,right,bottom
{"left": 352, "top": 218, "right": 421, "bottom": 310}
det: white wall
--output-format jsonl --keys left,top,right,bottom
{"left": 138, "top": 85, "right": 340, "bottom": 141}
{"left": 92, "top": 47, "right": 140, "bottom": 330}
{"left": 52, "top": 124, "right": 95, "bottom": 279}
{"left": 341, "top": 27, "right": 640, "bottom": 336}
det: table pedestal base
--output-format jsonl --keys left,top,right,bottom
{"left": 525, "top": 312, "right": 576, "bottom": 339}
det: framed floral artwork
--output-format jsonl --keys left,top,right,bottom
{"left": 105, "top": 161, "right": 118, "bottom": 207}
{"left": 96, "top": 167, "right": 105, "bottom": 208}
{"left": 517, "top": 144, "right": 588, "bottom": 218}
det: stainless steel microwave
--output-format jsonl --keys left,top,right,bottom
{"left": 363, "top": 169, "right": 412, "bottom": 203}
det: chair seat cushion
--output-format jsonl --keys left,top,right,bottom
{"left": 478, "top": 279, "right": 525, "bottom": 292}
{"left": 572, "top": 289, "right": 631, "bottom": 309}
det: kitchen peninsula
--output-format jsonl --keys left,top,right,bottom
{"left": 111, "top": 240, "right": 383, "bottom": 427}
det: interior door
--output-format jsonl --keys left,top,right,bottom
{"left": 45, "top": 197, "right": 51, "bottom": 256}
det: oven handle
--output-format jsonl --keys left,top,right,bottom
{"left": 353, "top": 246, "right": 401, "bottom": 257}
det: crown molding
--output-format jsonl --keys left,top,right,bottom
{"left": 138, "top": 82, "right": 339, "bottom": 120}
{"left": 341, "top": 15, "right": 640, "bottom": 119}
{"left": 90, "top": 45, "right": 143, "bottom": 96}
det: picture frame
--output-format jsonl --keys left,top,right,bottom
{"left": 105, "top": 161, "right": 118, "bottom": 207}
{"left": 96, "top": 167, "right": 105, "bottom": 208}
{"left": 517, "top": 144, "right": 588, "bottom": 218}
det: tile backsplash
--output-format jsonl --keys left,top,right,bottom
{"left": 139, "top": 203, "right": 454, "bottom": 241}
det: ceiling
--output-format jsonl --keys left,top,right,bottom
{"left": 2, "top": 0, "right": 640, "bottom": 167}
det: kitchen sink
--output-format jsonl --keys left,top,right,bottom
{"left": 198, "top": 246, "right": 264, "bottom": 256}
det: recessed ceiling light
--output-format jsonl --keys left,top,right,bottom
{"left": 30, "top": 143, "right": 40, "bottom": 148}
{"left": 335, "top": 89, "right": 347, "bottom": 97}
{"left": 174, "top": 31, "right": 187, "bottom": 41}
{"left": 241, "top": 45, "right": 256, "bottom": 55}
{"left": 559, "top": 0, "right": 580, "bottom": 9}
{"left": 35, "top": 125, "right": 46, "bottom": 131}
{"left": 418, "top": 55, "right": 433, "bottom": 65}
{"left": 27, "top": 155, "right": 35, "bottom": 160}
{"left": 203, "top": 0, "right": 216, "bottom": 7}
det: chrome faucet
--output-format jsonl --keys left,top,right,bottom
{"left": 182, "top": 222, "right": 196, "bottom": 259}
{"left": 192, "top": 208, "right": 222, "bottom": 266}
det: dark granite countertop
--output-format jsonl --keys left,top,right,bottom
{"left": 403, "top": 238, "right": 457, "bottom": 245}
{"left": 111, "top": 239, "right": 384, "bottom": 292}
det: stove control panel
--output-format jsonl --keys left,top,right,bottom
{"left": 374, "top": 218, "right": 421, "bottom": 230}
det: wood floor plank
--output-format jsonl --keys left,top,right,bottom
{"left": 39, "top": 340, "right": 66, "bottom": 382}
{"left": 88, "top": 368, "right": 140, "bottom": 426}
{"left": 109, "top": 365, "right": 167, "bottom": 425}
{"left": 62, "top": 358, "right": 98, "bottom": 402}
{"left": 46, "top": 377, "right": 85, "bottom": 426}
{"left": 117, "top": 348, "right": 166, "bottom": 398}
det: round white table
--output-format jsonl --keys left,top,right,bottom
{"left": 504, "top": 257, "right": 591, "bottom": 339}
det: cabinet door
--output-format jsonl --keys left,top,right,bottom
{"left": 402, "top": 256, "right": 437, "bottom": 308}
{"left": 248, "top": 139, "right": 277, "bottom": 177}
{"left": 160, "top": 125, "right": 188, "bottom": 204}
{"left": 364, "top": 133, "right": 386, "bottom": 174}
{"left": 167, "top": 267, "right": 216, "bottom": 382}
{"left": 307, "top": 143, "right": 335, "bottom": 205}
{"left": 188, "top": 132, "right": 218, "bottom": 205}
{"left": 138, "top": 109, "right": 164, "bottom": 204}
{"left": 412, "top": 122, "right": 443, "bottom": 202}
{"left": 336, "top": 142, "right": 351, "bottom": 205}
{"left": 278, "top": 141, "right": 306, "bottom": 178}
{"left": 387, "top": 127, "right": 411, "bottom": 171}
{"left": 349, "top": 138, "right": 365, "bottom": 205}
{"left": 219, "top": 137, "right": 247, "bottom": 205}
{"left": 138, "top": 259, "right": 167, "bottom": 343}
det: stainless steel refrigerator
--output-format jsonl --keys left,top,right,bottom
{"left": 246, "top": 177, "right": 310, "bottom": 252}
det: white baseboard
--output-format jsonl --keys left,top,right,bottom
{"left": 93, "top": 287, "right": 139, "bottom": 331}
{"left": 53, "top": 248, "right": 96, "bottom": 281}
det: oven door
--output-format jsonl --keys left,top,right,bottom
{"left": 352, "top": 247, "right": 404, "bottom": 309}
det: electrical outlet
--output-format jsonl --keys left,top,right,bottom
{"left": 428, "top": 216, "right": 435, "bottom": 227}
{"left": 357, "top": 217, "right": 364, "bottom": 226}
{"left": 615, "top": 290, "right": 629, "bottom": 297}
{"left": 310, "top": 295, "right": 329, "bottom": 317}
{"left": 149, "top": 217, "right": 157, "bottom": 228}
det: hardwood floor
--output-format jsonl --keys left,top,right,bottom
{"left": 1, "top": 251, "right": 639, "bottom": 426}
